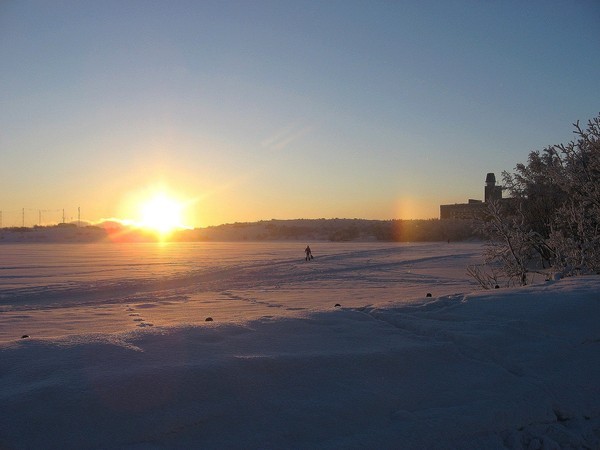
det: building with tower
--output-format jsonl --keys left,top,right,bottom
{"left": 440, "top": 173, "right": 503, "bottom": 220}
{"left": 484, "top": 172, "right": 503, "bottom": 203}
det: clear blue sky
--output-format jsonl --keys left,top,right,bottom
{"left": 1, "top": 0, "right": 599, "bottom": 227}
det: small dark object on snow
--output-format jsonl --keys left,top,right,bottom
{"left": 426, "top": 293, "right": 432, "bottom": 297}
{"left": 21, "top": 335, "right": 29, "bottom": 339}
{"left": 205, "top": 317, "right": 213, "bottom": 322}
{"left": 334, "top": 303, "right": 341, "bottom": 307}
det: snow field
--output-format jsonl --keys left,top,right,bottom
{"left": 0, "top": 242, "right": 599, "bottom": 449}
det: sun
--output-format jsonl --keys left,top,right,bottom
{"left": 138, "top": 193, "right": 186, "bottom": 234}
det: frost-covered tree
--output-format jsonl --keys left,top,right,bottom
{"left": 501, "top": 153, "right": 567, "bottom": 240}
{"left": 475, "top": 200, "right": 550, "bottom": 286}
{"left": 544, "top": 116, "right": 600, "bottom": 274}
{"left": 471, "top": 114, "right": 600, "bottom": 287}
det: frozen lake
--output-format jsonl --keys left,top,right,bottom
{"left": 2, "top": 241, "right": 599, "bottom": 448}
{"left": 0, "top": 241, "right": 483, "bottom": 342}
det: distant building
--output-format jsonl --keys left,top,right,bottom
{"left": 440, "top": 173, "right": 503, "bottom": 220}
{"left": 484, "top": 172, "right": 503, "bottom": 203}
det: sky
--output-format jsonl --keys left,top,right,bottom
{"left": 1, "top": 0, "right": 599, "bottom": 228}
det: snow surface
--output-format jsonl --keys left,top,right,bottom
{"left": 1, "top": 242, "right": 599, "bottom": 449}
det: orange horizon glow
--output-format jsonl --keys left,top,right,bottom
{"left": 39, "top": 191, "right": 442, "bottom": 234}
{"left": 138, "top": 193, "right": 187, "bottom": 233}
{"left": 112, "top": 185, "right": 197, "bottom": 239}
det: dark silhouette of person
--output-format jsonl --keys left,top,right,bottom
{"left": 305, "top": 245, "right": 312, "bottom": 261}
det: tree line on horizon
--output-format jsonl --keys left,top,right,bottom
{"left": 195, "top": 218, "right": 479, "bottom": 242}
{"left": 0, "top": 218, "right": 481, "bottom": 243}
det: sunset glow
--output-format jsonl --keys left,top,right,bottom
{"left": 1, "top": 2, "right": 596, "bottom": 228}
{"left": 138, "top": 193, "right": 187, "bottom": 234}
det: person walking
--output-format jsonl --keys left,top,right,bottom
{"left": 305, "top": 245, "right": 313, "bottom": 261}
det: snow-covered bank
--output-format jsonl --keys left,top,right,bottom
{"left": 1, "top": 243, "right": 598, "bottom": 448}
{"left": 2, "top": 276, "right": 599, "bottom": 449}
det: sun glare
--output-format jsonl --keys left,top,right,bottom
{"left": 138, "top": 193, "right": 186, "bottom": 234}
